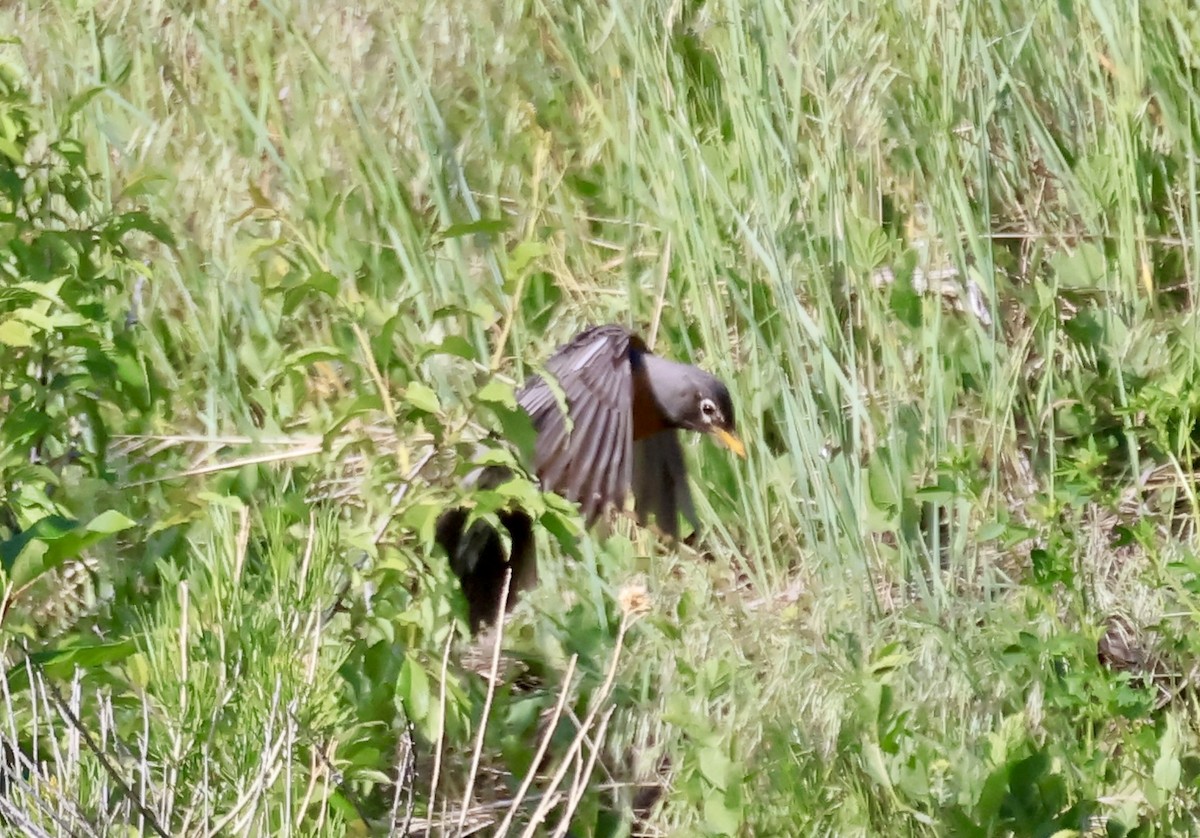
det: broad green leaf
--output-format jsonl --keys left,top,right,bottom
{"left": 470, "top": 299, "right": 499, "bottom": 325}
{"left": 1154, "top": 718, "right": 1181, "bottom": 792}
{"left": 14, "top": 275, "right": 67, "bottom": 303}
{"left": 282, "top": 271, "right": 339, "bottom": 313}
{"left": 1051, "top": 243, "right": 1106, "bottom": 289}
{"left": 492, "top": 476, "right": 541, "bottom": 507}
{"left": 295, "top": 270, "right": 339, "bottom": 297}
{"left": 322, "top": 394, "right": 380, "bottom": 443}
{"left": 697, "top": 745, "right": 732, "bottom": 789}
{"left": 870, "top": 643, "right": 913, "bottom": 675}
{"left": 424, "top": 334, "right": 477, "bottom": 361}
{"left": 913, "top": 481, "right": 955, "bottom": 502}
{"left": 5, "top": 638, "right": 138, "bottom": 691}
{"left": 3, "top": 511, "right": 135, "bottom": 589}
{"left": 114, "top": 350, "right": 148, "bottom": 395}
{"left": 503, "top": 240, "right": 551, "bottom": 292}
{"left": 402, "top": 502, "right": 444, "bottom": 546}
{"left": 702, "top": 788, "right": 741, "bottom": 835}
{"left": 507, "top": 240, "right": 550, "bottom": 275}
{"left": 405, "top": 382, "right": 441, "bottom": 414}
{"left": 860, "top": 739, "right": 894, "bottom": 790}
{"left": 977, "top": 520, "right": 1009, "bottom": 542}
{"left": 477, "top": 378, "right": 518, "bottom": 410}
{"left": 866, "top": 454, "right": 900, "bottom": 516}
{"left": 1153, "top": 753, "right": 1181, "bottom": 792}
{"left": 36, "top": 638, "right": 138, "bottom": 675}
{"left": 2, "top": 515, "right": 74, "bottom": 578}
{"left": 483, "top": 398, "right": 537, "bottom": 464}
{"left": 110, "top": 210, "right": 176, "bottom": 246}
{"left": 473, "top": 447, "right": 519, "bottom": 470}
{"left": 125, "top": 653, "right": 151, "bottom": 688}
{"left": 0, "top": 317, "right": 34, "bottom": 347}
{"left": 85, "top": 510, "right": 137, "bottom": 535}
{"left": 0, "top": 137, "right": 21, "bottom": 163}
{"left": 30, "top": 310, "right": 89, "bottom": 330}
{"left": 540, "top": 509, "right": 581, "bottom": 556}
{"left": 397, "top": 653, "right": 431, "bottom": 722}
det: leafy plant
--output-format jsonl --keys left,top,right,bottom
{"left": 0, "top": 61, "right": 172, "bottom": 633}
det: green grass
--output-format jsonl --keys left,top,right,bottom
{"left": 3, "top": 0, "right": 1200, "bottom": 834}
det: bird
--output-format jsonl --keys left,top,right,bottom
{"left": 436, "top": 324, "right": 744, "bottom": 632}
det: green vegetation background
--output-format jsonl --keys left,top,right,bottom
{"left": 3, "top": 0, "right": 1200, "bottom": 834}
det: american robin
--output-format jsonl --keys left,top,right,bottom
{"left": 437, "top": 324, "right": 744, "bottom": 631}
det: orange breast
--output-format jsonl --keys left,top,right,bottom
{"left": 631, "top": 366, "right": 668, "bottom": 440}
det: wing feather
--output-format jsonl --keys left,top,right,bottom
{"left": 517, "top": 325, "right": 637, "bottom": 521}
{"left": 566, "top": 343, "right": 625, "bottom": 508}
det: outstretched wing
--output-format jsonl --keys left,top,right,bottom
{"left": 517, "top": 325, "right": 641, "bottom": 523}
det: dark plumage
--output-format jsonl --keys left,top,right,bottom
{"left": 437, "top": 324, "right": 743, "bottom": 632}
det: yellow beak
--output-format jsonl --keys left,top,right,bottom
{"left": 712, "top": 427, "right": 746, "bottom": 458}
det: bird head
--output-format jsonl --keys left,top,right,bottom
{"left": 639, "top": 353, "right": 746, "bottom": 457}
{"left": 664, "top": 368, "right": 744, "bottom": 457}
{"left": 690, "top": 378, "right": 745, "bottom": 457}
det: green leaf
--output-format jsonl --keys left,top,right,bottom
{"left": 282, "top": 270, "right": 340, "bottom": 313}
{"left": 110, "top": 210, "right": 175, "bottom": 246}
{"left": 866, "top": 454, "right": 900, "bottom": 516}
{"left": 2, "top": 516, "right": 73, "bottom": 581}
{"left": 845, "top": 215, "right": 891, "bottom": 271}
{"left": 914, "top": 478, "right": 955, "bottom": 502}
{"left": 397, "top": 653, "right": 431, "bottom": 722}
{"left": 477, "top": 378, "right": 518, "bottom": 410}
{"left": 869, "top": 643, "right": 913, "bottom": 675}
{"left": 63, "top": 179, "right": 91, "bottom": 213}
{"left": 697, "top": 745, "right": 732, "bottom": 789}
{"left": 889, "top": 279, "right": 923, "bottom": 329}
{"left": 860, "top": 739, "right": 893, "bottom": 790}
{"left": 480, "top": 382, "right": 537, "bottom": 464}
{"left": 281, "top": 346, "right": 344, "bottom": 371}
{"left": 114, "top": 349, "right": 149, "bottom": 395}
{"left": 507, "top": 240, "right": 550, "bottom": 276}
{"left": 1153, "top": 752, "right": 1181, "bottom": 792}
{"left": 5, "top": 638, "right": 138, "bottom": 691}
{"left": 0, "top": 137, "right": 22, "bottom": 163}
{"left": 0, "top": 317, "right": 34, "bottom": 347}
{"left": 35, "top": 638, "right": 138, "bottom": 676}
{"left": 539, "top": 508, "right": 581, "bottom": 556}
{"left": 13, "top": 276, "right": 67, "bottom": 303}
{"left": 503, "top": 240, "right": 551, "bottom": 293}
{"left": 28, "top": 309, "right": 89, "bottom": 330}
{"left": 2, "top": 511, "right": 135, "bottom": 589}
{"left": 473, "top": 447, "right": 520, "bottom": 471}
{"left": 440, "top": 217, "right": 510, "bottom": 240}
{"left": 702, "top": 788, "right": 741, "bottom": 835}
{"left": 1051, "top": 243, "right": 1106, "bottom": 289}
{"left": 471, "top": 299, "right": 499, "bottom": 326}
{"left": 1007, "top": 750, "right": 1049, "bottom": 797}
{"left": 977, "top": 520, "right": 1008, "bottom": 542}
{"left": 492, "top": 476, "right": 541, "bottom": 508}
{"left": 85, "top": 510, "right": 137, "bottom": 536}
{"left": 425, "top": 334, "right": 478, "bottom": 361}
{"left": 402, "top": 501, "right": 445, "bottom": 547}
{"left": 405, "top": 382, "right": 441, "bottom": 414}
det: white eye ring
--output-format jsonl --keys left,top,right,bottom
{"left": 700, "top": 397, "right": 717, "bottom": 418}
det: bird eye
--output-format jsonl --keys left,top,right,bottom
{"left": 699, "top": 397, "right": 717, "bottom": 419}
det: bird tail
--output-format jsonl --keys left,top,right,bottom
{"left": 435, "top": 465, "right": 537, "bottom": 633}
